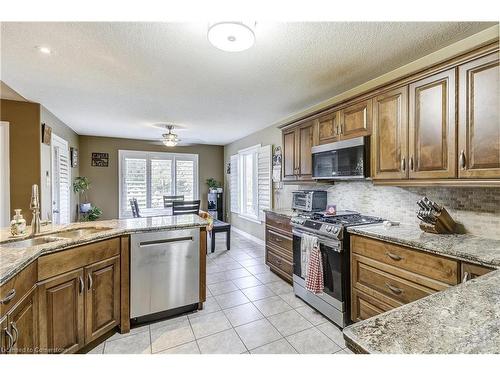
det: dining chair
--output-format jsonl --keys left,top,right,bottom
{"left": 129, "top": 198, "right": 140, "bottom": 218}
{"left": 172, "top": 200, "right": 201, "bottom": 216}
{"left": 163, "top": 195, "right": 184, "bottom": 208}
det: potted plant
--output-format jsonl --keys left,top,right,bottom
{"left": 73, "top": 176, "right": 102, "bottom": 221}
{"left": 206, "top": 177, "right": 222, "bottom": 193}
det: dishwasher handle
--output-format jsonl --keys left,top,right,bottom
{"left": 138, "top": 236, "right": 194, "bottom": 247}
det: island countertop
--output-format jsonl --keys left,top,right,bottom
{"left": 0, "top": 214, "right": 209, "bottom": 286}
{"left": 343, "top": 269, "right": 500, "bottom": 354}
{"left": 347, "top": 223, "right": 500, "bottom": 268}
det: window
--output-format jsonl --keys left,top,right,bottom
{"left": 52, "top": 134, "right": 70, "bottom": 224}
{"left": 230, "top": 144, "right": 271, "bottom": 223}
{"left": 119, "top": 150, "right": 198, "bottom": 218}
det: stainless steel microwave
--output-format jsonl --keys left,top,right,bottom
{"left": 311, "top": 136, "right": 368, "bottom": 180}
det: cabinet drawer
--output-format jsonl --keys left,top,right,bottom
{"left": 265, "top": 213, "right": 292, "bottom": 234}
{"left": 38, "top": 238, "right": 120, "bottom": 281}
{"left": 352, "top": 254, "right": 437, "bottom": 306}
{"left": 266, "top": 227, "right": 292, "bottom": 253}
{"left": 0, "top": 262, "right": 37, "bottom": 317}
{"left": 351, "top": 235, "right": 459, "bottom": 285}
{"left": 351, "top": 288, "right": 394, "bottom": 322}
{"left": 266, "top": 250, "right": 293, "bottom": 277}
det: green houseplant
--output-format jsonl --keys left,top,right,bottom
{"left": 73, "top": 176, "right": 102, "bottom": 221}
{"left": 206, "top": 178, "right": 222, "bottom": 192}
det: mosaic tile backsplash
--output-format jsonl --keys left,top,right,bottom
{"left": 274, "top": 181, "right": 500, "bottom": 240}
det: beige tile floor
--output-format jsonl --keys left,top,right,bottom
{"left": 88, "top": 230, "right": 353, "bottom": 354}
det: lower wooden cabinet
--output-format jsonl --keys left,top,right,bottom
{"left": 351, "top": 288, "right": 393, "bottom": 322}
{"left": 461, "top": 262, "right": 493, "bottom": 283}
{"left": 1, "top": 315, "right": 8, "bottom": 353}
{"left": 37, "top": 269, "right": 85, "bottom": 354}
{"left": 6, "top": 287, "right": 38, "bottom": 354}
{"left": 265, "top": 212, "right": 293, "bottom": 283}
{"left": 84, "top": 256, "right": 120, "bottom": 343}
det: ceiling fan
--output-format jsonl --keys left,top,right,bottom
{"left": 156, "top": 124, "right": 205, "bottom": 147}
{"left": 162, "top": 125, "right": 180, "bottom": 147}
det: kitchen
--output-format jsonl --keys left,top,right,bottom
{"left": 0, "top": 3, "right": 499, "bottom": 372}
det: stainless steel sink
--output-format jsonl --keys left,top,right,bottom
{"left": 52, "top": 227, "right": 112, "bottom": 239}
{"left": 1, "top": 236, "right": 62, "bottom": 249}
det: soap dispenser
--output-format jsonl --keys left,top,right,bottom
{"left": 10, "top": 209, "right": 27, "bottom": 236}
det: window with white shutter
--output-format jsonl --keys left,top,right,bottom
{"left": 51, "top": 134, "right": 70, "bottom": 225}
{"left": 230, "top": 154, "right": 239, "bottom": 214}
{"left": 257, "top": 145, "right": 272, "bottom": 221}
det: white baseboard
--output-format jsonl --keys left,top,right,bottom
{"left": 231, "top": 226, "right": 265, "bottom": 246}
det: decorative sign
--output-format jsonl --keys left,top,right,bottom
{"left": 272, "top": 145, "right": 282, "bottom": 182}
{"left": 70, "top": 147, "right": 78, "bottom": 168}
{"left": 41, "top": 123, "right": 52, "bottom": 145}
{"left": 226, "top": 162, "right": 231, "bottom": 174}
{"left": 91, "top": 152, "right": 109, "bottom": 167}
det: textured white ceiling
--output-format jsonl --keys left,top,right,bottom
{"left": 0, "top": 22, "right": 495, "bottom": 145}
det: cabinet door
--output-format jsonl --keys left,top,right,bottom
{"left": 372, "top": 87, "right": 409, "bottom": 179}
{"left": 339, "top": 99, "right": 372, "bottom": 140}
{"left": 316, "top": 111, "right": 340, "bottom": 144}
{"left": 409, "top": 69, "right": 456, "bottom": 179}
{"left": 282, "top": 129, "right": 297, "bottom": 180}
{"left": 458, "top": 52, "right": 500, "bottom": 178}
{"left": 296, "top": 122, "right": 313, "bottom": 180}
{"left": 461, "top": 262, "right": 493, "bottom": 283}
{"left": 7, "top": 287, "right": 38, "bottom": 354}
{"left": 1, "top": 315, "right": 8, "bottom": 354}
{"left": 37, "top": 269, "right": 84, "bottom": 354}
{"left": 84, "top": 256, "right": 120, "bottom": 344}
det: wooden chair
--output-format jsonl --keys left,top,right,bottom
{"left": 163, "top": 195, "right": 184, "bottom": 208}
{"left": 172, "top": 200, "right": 201, "bottom": 216}
{"left": 129, "top": 198, "right": 140, "bottom": 218}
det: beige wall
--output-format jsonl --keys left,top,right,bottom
{"left": 79, "top": 136, "right": 224, "bottom": 220}
{"left": 223, "top": 125, "right": 282, "bottom": 240}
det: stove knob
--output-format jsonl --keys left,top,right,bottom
{"left": 325, "top": 226, "right": 332, "bottom": 232}
{"left": 333, "top": 227, "right": 340, "bottom": 234}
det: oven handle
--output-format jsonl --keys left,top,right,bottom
{"left": 292, "top": 229, "right": 341, "bottom": 251}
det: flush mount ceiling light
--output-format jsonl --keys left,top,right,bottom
{"left": 162, "top": 125, "right": 180, "bottom": 147}
{"left": 37, "top": 46, "right": 52, "bottom": 55}
{"left": 208, "top": 22, "right": 255, "bottom": 52}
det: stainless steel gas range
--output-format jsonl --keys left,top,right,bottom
{"left": 291, "top": 211, "right": 383, "bottom": 328}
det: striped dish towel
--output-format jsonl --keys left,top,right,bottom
{"left": 305, "top": 240, "right": 324, "bottom": 294}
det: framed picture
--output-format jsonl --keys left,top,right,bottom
{"left": 91, "top": 152, "right": 109, "bottom": 167}
{"left": 70, "top": 147, "right": 78, "bottom": 168}
{"left": 41, "top": 123, "right": 52, "bottom": 145}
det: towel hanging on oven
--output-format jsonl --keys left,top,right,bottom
{"left": 305, "top": 239, "right": 324, "bottom": 294}
{"left": 300, "top": 233, "right": 318, "bottom": 279}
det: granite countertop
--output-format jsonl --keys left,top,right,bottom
{"left": 0, "top": 215, "right": 209, "bottom": 286}
{"left": 343, "top": 269, "right": 500, "bottom": 354}
{"left": 347, "top": 223, "right": 500, "bottom": 268}
{"left": 264, "top": 209, "right": 297, "bottom": 218}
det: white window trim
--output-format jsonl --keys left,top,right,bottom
{"left": 237, "top": 144, "right": 261, "bottom": 223}
{"left": 118, "top": 150, "right": 199, "bottom": 218}
{"left": 51, "top": 134, "right": 71, "bottom": 225}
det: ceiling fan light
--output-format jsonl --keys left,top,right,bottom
{"left": 162, "top": 129, "right": 179, "bottom": 147}
{"left": 208, "top": 22, "right": 255, "bottom": 52}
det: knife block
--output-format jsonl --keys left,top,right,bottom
{"left": 419, "top": 207, "right": 457, "bottom": 234}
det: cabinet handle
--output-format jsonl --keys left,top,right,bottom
{"left": 4, "top": 327, "right": 13, "bottom": 352}
{"left": 462, "top": 271, "right": 469, "bottom": 283}
{"left": 385, "top": 282, "right": 403, "bottom": 295}
{"left": 459, "top": 150, "right": 466, "bottom": 170}
{"left": 401, "top": 157, "right": 406, "bottom": 172}
{"left": 11, "top": 322, "right": 18, "bottom": 346}
{"left": 385, "top": 252, "right": 403, "bottom": 261}
{"left": 339, "top": 123, "right": 343, "bottom": 135}
{"left": 409, "top": 156, "right": 414, "bottom": 171}
{"left": 88, "top": 274, "right": 93, "bottom": 291}
{"left": 79, "top": 276, "right": 84, "bottom": 294}
{"left": 0, "top": 289, "right": 16, "bottom": 304}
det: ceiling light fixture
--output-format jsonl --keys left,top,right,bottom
{"left": 162, "top": 125, "right": 180, "bottom": 147}
{"left": 208, "top": 22, "right": 255, "bottom": 52}
{"left": 37, "top": 46, "right": 52, "bottom": 55}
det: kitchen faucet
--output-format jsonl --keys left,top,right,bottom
{"left": 30, "top": 184, "right": 41, "bottom": 236}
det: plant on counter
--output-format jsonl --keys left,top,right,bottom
{"left": 206, "top": 177, "right": 222, "bottom": 192}
{"left": 80, "top": 205, "right": 103, "bottom": 222}
{"left": 73, "top": 176, "right": 103, "bottom": 221}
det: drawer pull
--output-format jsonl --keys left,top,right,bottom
{"left": 385, "top": 282, "right": 403, "bottom": 295}
{"left": 274, "top": 237, "right": 282, "bottom": 243}
{"left": 0, "top": 289, "right": 16, "bottom": 304}
{"left": 79, "top": 276, "right": 84, "bottom": 294}
{"left": 462, "top": 272, "right": 469, "bottom": 283}
{"left": 385, "top": 252, "right": 403, "bottom": 261}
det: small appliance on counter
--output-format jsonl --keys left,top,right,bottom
{"left": 291, "top": 190, "right": 327, "bottom": 212}
{"left": 416, "top": 196, "right": 457, "bottom": 234}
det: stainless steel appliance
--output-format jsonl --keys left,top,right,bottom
{"left": 130, "top": 228, "right": 200, "bottom": 321}
{"left": 291, "top": 211, "right": 382, "bottom": 327}
{"left": 312, "top": 136, "right": 368, "bottom": 180}
{"left": 291, "top": 190, "right": 327, "bottom": 212}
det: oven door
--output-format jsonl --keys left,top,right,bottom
{"left": 292, "top": 229, "right": 344, "bottom": 303}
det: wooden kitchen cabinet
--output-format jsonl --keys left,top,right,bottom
{"left": 315, "top": 111, "right": 341, "bottom": 144}
{"left": 372, "top": 86, "right": 409, "bottom": 179}
{"left": 338, "top": 98, "right": 372, "bottom": 140}
{"left": 408, "top": 69, "right": 457, "bottom": 179}
{"left": 458, "top": 52, "right": 500, "bottom": 179}
{"left": 6, "top": 287, "right": 38, "bottom": 354}
{"left": 37, "top": 268, "right": 85, "bottom": 354}
{"left": 265, "top": 212, "right": 293, "bottom": 283}
{"left": 461, "top": 262, "right": 494, "bottom": 282}
{"left": 84, "top": 256, "right": 120, "bottom": 343}
{"left": 1, "top": 315, "right": 8, "bottom": 353}
{"left": 282, "top": 121, "right": 314, "bottom": 181}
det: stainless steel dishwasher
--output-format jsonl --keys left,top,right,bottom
{"left": 130, "top": 228, "right": 200, "bottom": 320}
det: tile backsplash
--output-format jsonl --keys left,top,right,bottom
{"left": 274, "top": 181, "right": 500, "bottom": 239}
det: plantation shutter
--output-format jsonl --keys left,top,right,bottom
{"left": 230, "top": 154, "right": 239, "bottom": 214}
{"left": 257, "top": 145, "right": 272, "bottom": 221}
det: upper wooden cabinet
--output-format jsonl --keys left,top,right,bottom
{"left": 372, "top": 86, "right": 409, "bottom": 179}
{"left": 408, "top": 69, "right": 457, "bottom": 179}
{"left": 339, "top": 99, "right": 373, "bottom": 140}
{"left": 282, "top": 121, "right": 314, "bottom": 181}
{"left": 458, "top": 52, "right": 500, "bottom": 179}
{"left": 315, "top": 111, "right": 341, "bottom": 144}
